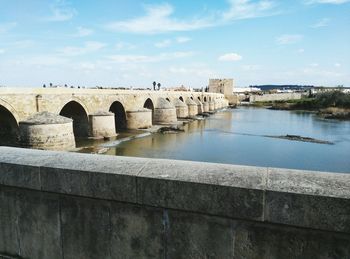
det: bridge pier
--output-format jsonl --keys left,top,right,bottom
{"left": 153, "top": 98, "right": 177, "bottom": 124}
{"left": 186, "top": 98, "right": 198, "bottom": 117}
{"left": 174, "top": 99, "right": 189, "bottom": 119}
{"left": 214, "top": 100, "right": 220, "bottom": 110}
{"left": 88, "top": 112, "right": 116, "bottom": 139}
{"left": 18, "top": 112, "right": 75, "bottom": 151}
{"left": 195, "top": 99, "right": 204, "bottom": 114}
{"left": 203, "top": 102, "right": 209, "bottom": 113}
{"left": 126, "top": 109, "right": 152, "bottom": 129}
{"left": 209, "top": 101, "right": 215, "bottom": 111}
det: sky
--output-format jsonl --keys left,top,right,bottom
{"left": 0, "top": 0, "right": 349, "bottom": 88}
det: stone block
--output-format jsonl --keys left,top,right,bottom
{"left": 0, "top": 162, "right": 40, "bottom": 190}
{"left": 16, "top": 189, "right": 62, "bottom": 259}
{"left": 137, "top": 160, "right": 266, "bottom": 220}
{"left": 265, "top": 190, "right": 350, "bottom": 233}
{"left": 232, "top": 221, "right": 350, "bottom": 259}
{"left": 0, "top": 187, "right": 18, "bottom": 256}
{"left": 61, "top": 196, "right": 111, "bottom": 259}
{"left": 167, "top": 210, "right": 234, "bottom": 258}
{"left": 41, "top": 167, "right": 137, "bottom": 203}
{"left": 110, "top": 202, "right": 164, "bottom": 258}
{"left": 266, "top": 167, "right": 350, "bottom": 233}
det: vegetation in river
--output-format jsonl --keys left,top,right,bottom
{"left": 252, "top": 91, "right": 350, "bottom": 120}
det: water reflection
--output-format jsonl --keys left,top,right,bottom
{"left": 84, "top": 107, "right": 350, "bottom": 173}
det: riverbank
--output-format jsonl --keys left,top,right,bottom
{"left": 250, "top": 91, "right": 350, "bottom": 120}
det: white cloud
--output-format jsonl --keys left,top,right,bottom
{"left": 176, "top": 37, "right": 191, "bottom": 43}
{"left": 105, "top": 3, "right": 212, "bottom": 34}
{"left": 0, "top": 22, "right": 17, "bottom": 34}
{"left": 105, "top": 1, "right": 277, "bottom": 34}
{"left": 309, "top": 63, "right": 319, "bottom": 67}
{"left": 155, "top": 39, "right": 172, "bottom": 48}
{"left": 45, "top": 0, "right": 77, "bottom": 22}
{"left": 297, "top": 48, "right": 305, "bottom": 53}
{"left": 155, "top": 37, "right": 192, "bottom": 48}
{"left": 305, "top": 0, "right": 350, "bottom": 4}
{"left": 0, "top": 49, "right": 5, "bottom": 54}
{"left": 108, "top": 51, "right": 194, "bottom": 63}
{"left": 75, "top": 27, "right": 93, "bottom": 37}
{"left": 58, "top": 41, "right": 106, "bottom": 56}
{"left": 311, "top": 18, "right": 330, "bottom": 28}
{"left": 223, "top": 0, "right": 276, "bottom": 21}
{"left": 276, "top": 34, "right": 303, "bottom": 44}
{"left": 115, "top": 42, "right": 136, "bottom": 51}
{"left": 218, "top": 53, "right": 243, "bottom": 61}
{"left": 335, "top": 63, "right": 341, "bottom": 67}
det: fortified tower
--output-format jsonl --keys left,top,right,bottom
{"left": 208, "top": 79, "right": 237, "bottom": 105}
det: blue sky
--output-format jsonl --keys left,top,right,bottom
{"left": 0, "top": 0, "right": 349, "bottom": 88}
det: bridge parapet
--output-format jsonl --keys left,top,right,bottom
{"left": 0, "top": 147, "right": 349, "bottom": 258}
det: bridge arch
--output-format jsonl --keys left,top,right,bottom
{"left": 59, "top": 100, "right": 89, "bottom": 138}
{"left": 143, "top": 98, "right": 154, "bottom": 123}
{"left": 109, "top": 101, "right": 127, "bottom": 131}
{"left": 204, "top": 96, "right": 207, "bottom": 102}
{"left": 179, "top": 96, "right": 184, "bottom": 102}
{"left": 0, "top": 103, "right": 19, "bottom": 146}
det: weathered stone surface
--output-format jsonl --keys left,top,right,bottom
{"left": 0, "top": 163, "right": 40, "bottom": 190}
{"left": 110, "top": 202, "right": 164, "bottom": 258}
{"left": 0, "top": 187, "right": 18, "bottom": 257}
{"left": 267, "top": 167, "right": 350, "bottom": 198}
{"left": 61, "top": 196, "right": 111, "bottom": 259}
{"left": 0, "top": 88, "right": 223, "bottom": 123}
{"left": 19, "top": 119, "right": 75, "bottom": 151}
{"left": 16, "top": 190, "right": 62, "bottom": 259}
{"left": 186, "top": 98, "right": 198, "bottom": 116}
{"left": 41, "top": 168, "right": 137, "bottom": 203}
{"left": 209, "top": 101, "right": 215, "bottom": 111}
{"left": 137, "top": 160, "right": 266, "bottom": 220}
{"left": 167, "top": 210, "right": 234, "bottom": 259}
{"left": 19, "top": 111, "right": 72, "bottom": 125}
{"left": 203, "top": 102, "right": 209, "bottom": 112}
{"left": 89, "top": 113, "right": 116, "bottom": 138}
{"left": 232, "top": 221, "right": 350, "bottom": 259}
{"left": 1, "top": 147, "right": 350, "bottom": 257}
{"left": 266, "top": 167, "right": 350, "bottom": 233}
{"left": 126, "top": 109, "right": 152, "bottom": 129}
{"left": 265, "top": 191, "right": 350, "bottom": 233}
{"left": 173, "top": 99, "right": 189, "bottom": 118}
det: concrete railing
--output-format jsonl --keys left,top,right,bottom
{"left": 0, "top": 146, "right": 349, "bottom": 258}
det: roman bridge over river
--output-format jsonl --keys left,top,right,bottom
{"left": 0, "top": 88, "right": 227, "bottom": 149}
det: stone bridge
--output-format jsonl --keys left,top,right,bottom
{"left": 0, "top": 88, "right": 226, "bottom": 149}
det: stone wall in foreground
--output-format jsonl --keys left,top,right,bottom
{"left": 0, "top": 147, "right": 350, "bottom": 258}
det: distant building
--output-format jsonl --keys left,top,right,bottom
{"left": 208, "top": 79, "right": 234, "bottom": 96}
{"left": 208, "top": 79, "right": 237, "bottom": 105}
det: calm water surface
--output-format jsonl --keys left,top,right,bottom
{"left": 86, "top": 107, "right": 350, "bottom": 173}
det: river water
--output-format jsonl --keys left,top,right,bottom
{"left": 79, "top": 107, "right": 350, "bottom": 173}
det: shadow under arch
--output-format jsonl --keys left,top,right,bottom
{"left": 143, "top": 98, "right": 154, "bottom": 124}
{"left": 204, "top": 96, "right": 207, "bottom": 102}
{"left": 0, "top": 104, "right": 19, "bottom": 146}
{"left": 59, "top": 100, "right": 89, "bottom": 138}
{"left": 179, "top": 96, "right": 184, "bottom": 102}
{"left": 109, "top": 101, "right": 127, "bottom": 131}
